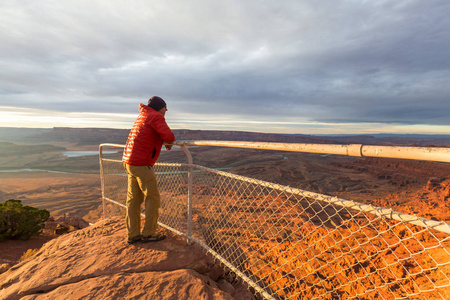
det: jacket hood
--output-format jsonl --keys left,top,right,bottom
{"left": 139, "top": 103, "right": 152, "bottom": 113}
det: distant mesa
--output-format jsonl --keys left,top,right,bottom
{"left": 0, "top": 127, "right": 448, "bottom": 147}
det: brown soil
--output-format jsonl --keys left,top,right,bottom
{"left": 0, "top": 172, "right": 102, "bottom": 219}
{"left": 0, "top": 234, "right": 55, "bottom": 266}
{"left": 0, "top": 172, "right": 102, "bottom": 266}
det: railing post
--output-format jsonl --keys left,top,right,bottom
{"left": 99, "top": 144, "right": 107, "bottom": 219}
{"left": 180, "top": 145, "right": 194, "bottom": 245}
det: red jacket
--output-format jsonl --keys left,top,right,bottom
{"left": 122, "top": 104, "right": 175, "bottom": 166}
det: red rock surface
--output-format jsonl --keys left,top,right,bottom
{"left": 0, "top": 217, "right": 253, "bottom": 300}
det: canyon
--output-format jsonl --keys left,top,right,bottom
{"left": 0, "top": 127, "right": 448, "bottom": 299}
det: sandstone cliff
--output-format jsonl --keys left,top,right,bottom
{"left": 0, "top": 217, "right": 253, "bottom": 300}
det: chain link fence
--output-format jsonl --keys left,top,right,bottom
{"left": 100, "top": 144, "right": 450, "bottom": 300}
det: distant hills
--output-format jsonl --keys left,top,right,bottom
{"left": 0, "top": 142, "right": 65, "bottom": 156}
{"left": 308, "top": 134, "right": 450, "bottom": 146}
{"left": 0, "top": 127, "right": 448, "bottom": 147}
{"left": 0, "top": 127, "right": 51, "bottom": 140}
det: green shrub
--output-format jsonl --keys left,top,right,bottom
{"left": 0, "top": 199, "right": 50, "bottom": 242}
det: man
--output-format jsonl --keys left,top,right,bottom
{"left": 122, "top": 96, "right": 175, "bottom": 244}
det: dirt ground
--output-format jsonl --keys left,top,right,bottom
{"left": 0, "top": 233, "right": 55, "bottom": 266}
{"left": 0, "top": 172, "right": 102, "bottom": 220}
{"left": 0, "top": 171, "right": 104, "bottom": 266}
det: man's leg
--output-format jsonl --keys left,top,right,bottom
{"left": 126, "top": 165, "right": 161, "bottom": 237}
{"left": 140, "top": 166, "right": 161, "bottom": 237}
{"left": 124, "top": 164, "right": 144, "bottom": 239}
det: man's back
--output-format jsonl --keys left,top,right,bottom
{"left": 123, "top": 103, "right": 175, "bottom": 166}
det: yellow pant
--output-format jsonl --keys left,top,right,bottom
{"left": 124, "top": 163, "right": 161, "bottom": 239}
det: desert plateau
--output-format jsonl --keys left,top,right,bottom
{"left": 1, "top": 128, "right": 448, "bottom": 224}
{"left": 0, "top": 127, "right": 449, "bottom": 299}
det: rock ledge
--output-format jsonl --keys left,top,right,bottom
{"left": 0, "top": 217, "right": 252, "bottom": 299}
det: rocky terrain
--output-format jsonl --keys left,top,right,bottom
{"left": 0, "top": 217, "right": 252, "bottom": 300}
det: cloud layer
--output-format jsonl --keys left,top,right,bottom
{"left": 1, "top": 0, "right": 449, "bottom": 133}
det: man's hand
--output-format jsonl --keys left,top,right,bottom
{"left": 164, "top": 144, "right": 173, "bottom": 151}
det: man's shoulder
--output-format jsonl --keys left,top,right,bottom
{"left": 147, "top": 110, "right": 165, "bottom": 121}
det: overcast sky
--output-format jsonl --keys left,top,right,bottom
{"left": 1, "top": 0, "right": 449, "bottom": 135}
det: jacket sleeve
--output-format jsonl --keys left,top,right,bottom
{"left": 151, "top": 114, "right": 176, "bottom": 143}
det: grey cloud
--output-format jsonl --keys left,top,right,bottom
{"left": 0, "top": 0, "right": 449, "bottom": 131}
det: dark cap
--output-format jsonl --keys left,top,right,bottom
{"left": 147, "top": 96, "right": 167, "bottom": 111}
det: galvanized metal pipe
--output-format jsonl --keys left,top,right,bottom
{"left": 180, "top": 145, "right": 194, "bottom": 245}
{"left": 98, "top": 144, "right": 111, "bottom": 219}
{"left": 173, "top": 140, "right": 450, "bottom": 163}
{"left": 99, "top": 141, "right": 450, "bottom": 163}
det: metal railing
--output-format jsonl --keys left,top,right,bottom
{"left": 99, "top": 141, "right": 450, "bottom": 300}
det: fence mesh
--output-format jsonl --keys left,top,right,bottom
{"left": 100, "top": 147, "right": 450, "bottom": 300}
